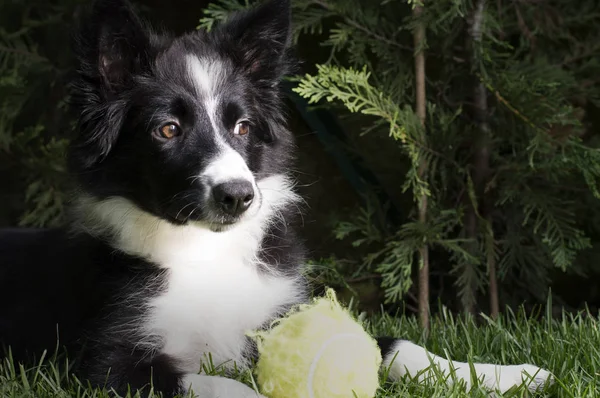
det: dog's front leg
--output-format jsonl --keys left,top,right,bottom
{"left": 181, "top": 374, "right": 265, "bottom": 398}
{"left": 379, "top": 339, "right": 552, "bottom": 393}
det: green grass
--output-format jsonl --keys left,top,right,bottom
{"left": 1, "top": 307, "right": 598, "bottom": 397}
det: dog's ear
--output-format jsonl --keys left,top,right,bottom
{"left": 75, "top": 0, "right": 152, "bottom": 93}
{"left": 219, "top": 0, "right": 293, "bottom": 83}
{"left": 70, "top": 0, "right": 152, "bottom": 169}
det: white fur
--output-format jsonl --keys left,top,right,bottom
{"left": 181, "top": 374, "right": 265, "bottom": 398}
{"left": 186, "top": 55, "right": 224, "bottom": 134}
{"left": 76, "top": 174, "right": 304, "bottom": 374}
{"left": 201, "top": 145, "right": 255, "bottom": 187}
{"left": 200, "top": 142, "right": 260, "bottom": 221}
{"left": 74, "top": 170, "right": 552, "bottom": 395}
{"left": 186, "top": 55, "right": 223, "bottom": 97}
{"left": 186, "top": 53, "right": 260, "bottom": 219}
{"left": 383, "top": 340, "right": 552, "bottom": 393}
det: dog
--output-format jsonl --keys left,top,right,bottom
{"left": 0, "top": 0, "right": 552, "bottom": 396}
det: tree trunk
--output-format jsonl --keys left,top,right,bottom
{"left": 413, "top": 2, "right": 429, "bottom": 331}
{"left": 466, "top": 0, "right": 498, "bottom": 317}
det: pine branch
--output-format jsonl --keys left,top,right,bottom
{"left": 310, "top": 0, "right": 412, "bottom": 51}
{"left": 0, "top": 45, "right": 49, "bottom": 64}
{"left": 561, "top": 41, "right": 600, "bottom": 67}
{"left": 293, "top": 65, "right": 461, "bottom": 170}
{"left": 287, "top": 0, "right": 600, "bottom": 309}
{"left": 197, "top": 0, "right": 250, "bottom": 31}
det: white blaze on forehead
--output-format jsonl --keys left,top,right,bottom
{"left": 202, "top": 144, "right": 254, "bottom": 186}
{"left": 186, "top": 55, "right": 255, "bottom": 189}
{"left": 186, "top": 55, "right": 224, "bottom": 134}
{"left": 186, "top": 55, "right": 224, "bottom": 97}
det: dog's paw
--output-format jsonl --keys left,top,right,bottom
{"left": 182, "top": 374, "right": 266, "bottom": 398}
{"left": 496, "top": 364, "right": 553, "bottom": 393}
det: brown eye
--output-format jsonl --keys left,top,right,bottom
{"left": 233, "top": 121, "right": 250, "bottom": 136}
{"left": 158, "top": 123, "right": 181, "bottom": 139}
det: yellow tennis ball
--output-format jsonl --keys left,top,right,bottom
{"left": 250, "top": 289, "right": 381, "bottom": 398}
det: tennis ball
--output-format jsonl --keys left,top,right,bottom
{"left": 250, "top": 288, "right": 381, "bottom": 398}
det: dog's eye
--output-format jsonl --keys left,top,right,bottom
{"left": 233, "top": 121, "right": 250, "bottom": 136}
{"left": 158, "top": 123, "right": 181, "bottom": 139}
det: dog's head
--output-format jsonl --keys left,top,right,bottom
{"left": 69, "top": 0, "right": 295, "bottom": 231}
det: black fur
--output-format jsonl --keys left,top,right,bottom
{"left": 69, "top": 0, "right": 295, "bottom": 225}
{"left": 0, "top": 1, "right": 551, "bottom": 396}
{"left": 1, "top": 0, "right": 304, "bottom": 395}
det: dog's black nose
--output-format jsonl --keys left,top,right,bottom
{"left": 212, "top": 180, "right": 255, "bottom": 216}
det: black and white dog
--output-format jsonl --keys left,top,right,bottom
{"left": 0, "top": 0, "right": 551, "bottom": 396}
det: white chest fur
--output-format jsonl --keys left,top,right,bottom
{"left": 140, "top": 216, "right": 302, "bottom": 372}
{"left": 146, "top": 253, "right": 299, "bottom": 372}
{"left": 76, "top": 175, "right": 303, "bottom": 373}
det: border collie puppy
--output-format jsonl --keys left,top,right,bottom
{"left": 0, "top": 0, "right": 551, "bottom": 396}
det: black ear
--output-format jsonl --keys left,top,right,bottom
{"left": 70, "top": 0, "right": 152, "bottom": 169}
{"left": 219, "top": 0, "right": 293, "bottom": 82}
{"left": 75, "top": 0, "right": 152, "bottom": 93}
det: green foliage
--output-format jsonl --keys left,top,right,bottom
{"left": 201, "top": 0, "right": 600, "bottom": 311}
{"left": 13, "top": 127, "right": 69, "bottom": 227}
{"left": 294, "top": 64, "right": 430, "bottom": 201}
{"left": 198, "top": 0, "right": 251, "bottom": 32}
{"left": 0, "top": 0, "right": 79, "bottom": 227}
{"left": 295, "top": 0, "right": 600, "bottom": 310}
